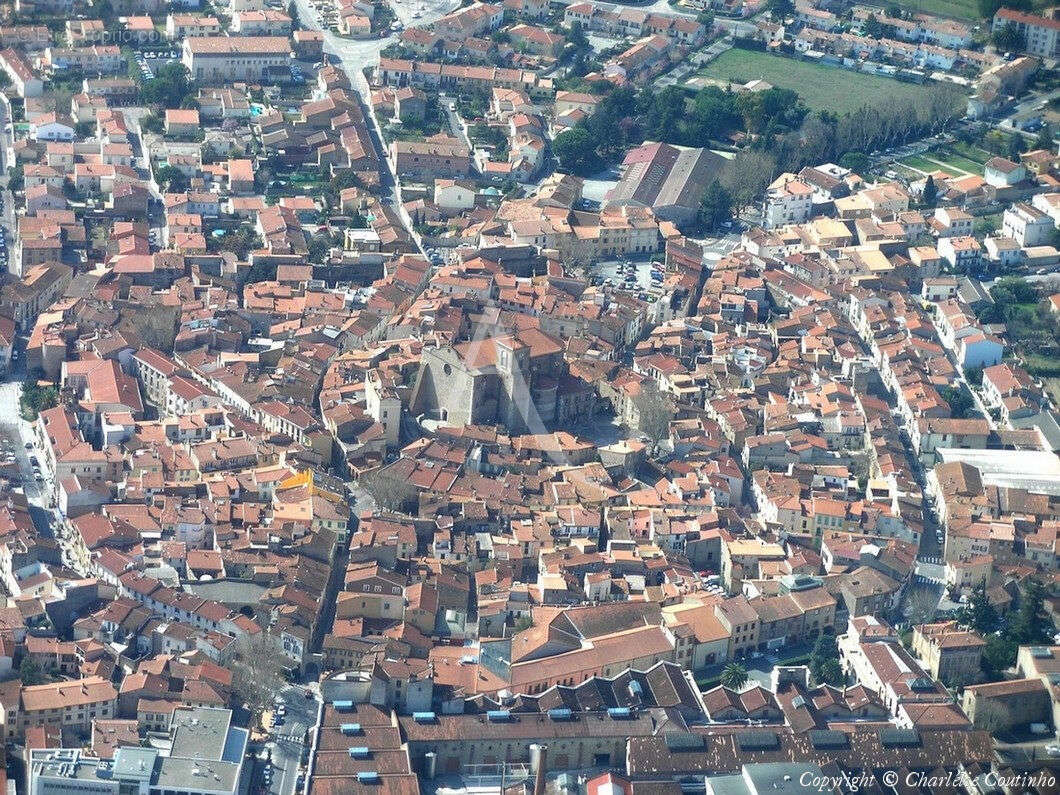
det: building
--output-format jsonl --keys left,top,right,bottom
{"left": 911, "top": 621, "right": 985, "bottom": 686}
{"left": 182, "top": 36, "right": 292, "bottom": 83}
{"left": 992, "top": 8, "right": 1060, "bottom": 59}
{"left": 1002, "top": 202, "right": 1053, "bottom": 247}
{"left": 409, "top": 328, "right": 593, "bottom": 433}
{"left": 390, "top": 137, "right": 473, "bottom": 180}
{"left": 764, "top": 174, "right": 814, "bottom": 229}
{"left": 28, "top": 707, "right": 246, "bottom": 795}
{"left": 608, "top": 141, "right": 727, "bottom": 228}
{"left": 2, "top": 677, "right": 117, "bottom": 739}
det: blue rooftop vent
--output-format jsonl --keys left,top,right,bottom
{"left": 607, "top": 707, "right": 633, "bottom": 719}
{"left": 547, "top": 708, "right": 572, "bottom": 721}
{"left": 348, "top": 747, "right": 370, "bottom": 759}
{"left": 412, "top": 711, "right": 437, "bottom": 724}
{"left": 356, "top": 771, "right": 380, "bottom": 784}
{"left": 332, "top": 700, "right": 354, "bottom": 712}
{"left": 340, "top": 724, "right": 362, "bottom": 735}
{"left": 486, "top": 709, "right": 511, "bottom": 722}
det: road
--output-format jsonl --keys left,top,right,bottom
{"left": 261, "top": 684, "right": 321, "bottom": 795}
{"left": 292, "top": 0, "right": 459, "bottom": 245}
{"left": 0, "top": 377, "right": 55, "bottom": 537}
{"left": 0, "top": 95, "right": 15, "bottom": 276}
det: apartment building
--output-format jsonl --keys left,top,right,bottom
{"left": 0, "top": 676, "right": 117, "bottom": 740}
{"left": 182, "top": 36, "right": 292, "bottom": 83}
{"left": 992, "top": 8, "right": 1060, "bottom": 58}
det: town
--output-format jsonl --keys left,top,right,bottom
{"left": 0, "top": 0, "right": 1058, "bottom": 793}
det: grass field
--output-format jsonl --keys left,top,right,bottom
{"left": 900, "top": 154, "right": 961, "bottom": 175}
{"left": 881, "top": 0, "right": 979, "bottom": 20}
{"left": 698, "top": 50, "right": 938, "bottom": 116}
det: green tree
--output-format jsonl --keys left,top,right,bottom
{"left": 816, "top": 659, "right": 845, "bottom": 687}
{"left": 809, "top": 631, "right": 838, "bottom": 683}
{"left": 19, "top": 657, "right": 44, "bottom": 685}
{"left": 154, "top": 164, "right": 188, "bottom": 193}
{"left": 993, "top": 22, "right": 1026, "bottom": 53}
{"left": 1009, "top": 578, "right": 1052, "bottom": 645}
{"left": 553, "top": 127, "right": 601, "bottom": 176}
{"left": 839, "top": 151, "right": 870, "bottom": 173}
{"left": 141, "top": 62, "right": 195, "bottom": 109}
{"left": 956, "top": 581, "right": 998, "bottom": 635}
{"left": 982, "top": 634, "right": 1017, "bottom": 678}
{"left": 766, "top": 0, "right": 794, "bottom": 18}
{"left": 20, "top": 381, "right": 58, "bottom": 421}
{"left": 938, "top": 385, "right": 980, "bottom": 419}
{"left": 922, "top": 174, "right": 938, "bottom": 208}
{"left": 699, "top": 180, "right": 733, "bottom": 231}
{"left": 721, "top": 662, "right": 748, "bottom": 690}
{"left": 864, "top": 14, "right": 883, "bottom": 38}
{"left": 1035, "top": 124, "right": 1054, "bottom": 152}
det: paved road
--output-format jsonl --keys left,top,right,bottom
{"left": 293, "top": 0, "right": 460, "bottom": 245}
{"left": 263, "top": 684, "right": 321, "bottom": 795}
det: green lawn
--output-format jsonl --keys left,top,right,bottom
{"left": 929, "top": 151, "right": 984, "bottom": 174}
{"left": 698, "top": 50, "right": 938, "bottom": 116}
{"left": 900, "top": 154, "right": 960, "bottom": 175}
{"left": 886, "top": 0, "right": 979, "bottom": 20}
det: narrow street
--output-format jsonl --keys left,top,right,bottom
{"left": 292, "top": 0, "right": 460, "bottom": 249}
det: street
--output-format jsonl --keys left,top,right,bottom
{"left": 255, "top": 684, "right": 321, "bottom": 795}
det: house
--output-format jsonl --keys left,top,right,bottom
{"left": 911, "top": 621, "right": 985, "bottom": 686}
{"left": 983, "top": 157, "right": 1026, "bottom": 188}
{"left": 1002, "top": 202, "right": 1053, "bottom": 247}
{"left": 165, "top": 109, "right": 200, "bottom": 137}
{"left": 0, "top": 48, "right": 43, "bottom": 97}
{"left": 30, "top": 113, "right": 75, "bottom": 142}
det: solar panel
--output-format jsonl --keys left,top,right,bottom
{"left": 879, "top": 727, "right": 921, "bottom": 748}
{"left": 737, "top": 731, "right": 780, "bottom": 751}
{"left": 664, "top": 732, "right": 705, "bottom": 752}
{"left": 808, "top": 729, "right": 849, "bottom": 750}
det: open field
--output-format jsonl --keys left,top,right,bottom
{"left": 899, "top": 154, "right": 961, "bottom": 175}
{"left": 697, "top": 49, "right": 939, "bottom": 116}
{"left": 875, "top": 0, "right": 979, "bottom": 20}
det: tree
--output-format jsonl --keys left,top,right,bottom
{"left": 809, "top": 631, "right": 838, "bottom": 684}
{"left": 699, "top": 181, "right": 733, "bottom": 232}
{"left": 154, "top": 164, "right": 188, "bottom": 193}
{"left": 981, "top": 634, "right": 1018, "bottom": 679}
{"left": 229, "top": 631, "right": 287, "bottom": 723}
{"left": 697, "top": 11, "right": 715, "bottom": 27}
{"left": 721, "top": 150, "right": 776, "bottom": 213}
{"left": 838, "top": 151, "right": 869, "bottom": 174}
{"left": 922, "top": 174, "right": 938, "bottom": 208}
{"left": 721, "top": 663, "right": 748, "bottom": 690}
{"left": 992, "top": 22, "right": 1026, "bottom": 54}
{"left": 1035, "top": 124, "right": 1054, "bottom": 152}
{"left": 816, "top": 659, "right": 845, "bottom": 687}
{"left": 19, "top": 657, "right": 44, "bottom": 685}
{"left": 632, "top": 382, "right": 675, "bottom": 450}
{"left": 864, "top": 14, "right": 883, "bottom": 38}
{"left": 360, "top": 467, "right": 418, "bottom": 512}
{"left": 20, "top": 381, "right": 58, "bottom": 421}
{"left": 766, "top": 0, "right": 793, "bottom": 19}
{"left": 1009, "top": 578, "right": 1052, "bottom": 645}
{"left": 553, "top": 127, "right": 600, "bottom": 176}
{"left": 956, "top": 581, "right": 998, "bottom": 635}
{"left": 140, "top": 114, "right": 163, "bottom": 137}
{"left": 938, "top": 385, "right": 980, "bottom": 419}
{"left": 513, "top": 615, "right": 532, "bottom": 632}
{"left": 140, "top": 62, "right": 195, "bottom": 109}
{"left": 905, "top": 584, "right": 940, "bottom": 625}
